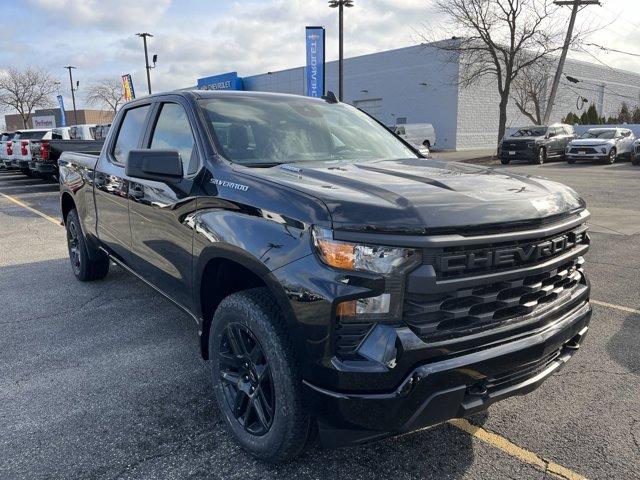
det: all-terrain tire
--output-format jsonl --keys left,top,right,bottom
{"left": 209, "top": 288, "right": 312, "bottom": 463}
{"left": 65, "top": 209, "right": 109, "bottom": 281}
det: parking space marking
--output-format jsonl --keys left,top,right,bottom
{"left": 449, "top": 419, "right": 588, "bottom": 480}
{"left": 0, "top": 191, "right": 60, "bottom": 226}
{"left": 591, "top": 299, "right": 640, "bottom": 315}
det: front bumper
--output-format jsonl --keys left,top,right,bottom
{"left": 305, "top": 300, "right": 591, "bottom": 447}
{"left": 498, "top": 149, "right": 536, "bottom": 161}
{"left": 567, "top": 153, "right": 607, "bottom": 162}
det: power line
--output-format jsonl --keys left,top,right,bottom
{"left": 585, "top": 42, "right": 640, "bottom": 58}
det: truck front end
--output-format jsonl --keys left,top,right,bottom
{"left": 278, "top": 211, "right": 591, "bottom": 446}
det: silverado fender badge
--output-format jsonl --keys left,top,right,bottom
{"left": 210, "top": 178, "right": 249, "bottom": 192}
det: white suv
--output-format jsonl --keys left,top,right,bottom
{"left": 566, "top": 128, "right": 635, "bottom": 164}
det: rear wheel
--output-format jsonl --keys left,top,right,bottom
{"left": 209, "top": 288, "right": 312, "bottom": 463}
{"left": 65, "top": 209, "right": 110, "bottom": 281}
{"left": 500, "top": 159, "right": 510, "bottom": 165}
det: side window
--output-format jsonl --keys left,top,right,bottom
{"left": 112, "top": 104, "right": 151, "bottom": 164}
{"left": 150, "top": 103, "right": 197, "bottom": 175}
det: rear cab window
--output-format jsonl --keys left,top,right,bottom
{"left": 112, "top": 105, "right": 151, "bottom": 164}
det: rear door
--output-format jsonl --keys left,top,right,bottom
{"left": 128, "top": 98, "right": 202, "bottom": 309}
{"left": 94, "top": 102, "right": 152, "bottom": 264}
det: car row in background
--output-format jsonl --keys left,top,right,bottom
{"left": 0, "top": 123, "right": 111, "bottom": 181}
{"left": 499, "top": 124, "right": 640, "bottom": 165}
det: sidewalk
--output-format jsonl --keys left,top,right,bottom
{"left": 431, "top": 148, "right": 496, "bottom": 164}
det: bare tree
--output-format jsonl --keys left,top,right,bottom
{"left": 84, "top": 78, "right": 125, "bottom": 113}
{"left": 428, "top": 0, "right": 567, "bottom": 145}
{"left": 511, "top": 60, "right": 550, "bottom": 125}
{"left": 0, "top": 67, "right": 56, "bottom": 128}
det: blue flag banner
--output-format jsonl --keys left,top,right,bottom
{"left": 305, "top": 27, "right": 325, "bottom": 98}
{"left": 57, "top": 95, "right": 66, "bottom": 127}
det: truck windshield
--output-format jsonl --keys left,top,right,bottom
{"left": 199, "top": 96, "right": 417, "bottom": 166}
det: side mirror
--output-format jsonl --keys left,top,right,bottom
{"left": 125, "top": 149, "right": 183, "bottom": 183}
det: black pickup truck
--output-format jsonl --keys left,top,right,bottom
{"left": 59, "top": 90, "right": 592, "bottom": 463}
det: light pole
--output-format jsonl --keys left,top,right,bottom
{"left": 136, "top": 32, "right": 157, "bottom": 95}
{"left": 329, "top": 0, "right": 354, "bottom": 101}
{"left": 63, "top": 66, "right": 79, "bottom": 125}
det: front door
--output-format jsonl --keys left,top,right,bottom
{"left": 128, "top": 100, "right": 202, "bottom": 309}
{"left": 94, "top": 103, "right": 152, "bottom": 264}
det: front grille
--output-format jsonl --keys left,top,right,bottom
{"left": 569, "top": 147, "right": 598, "bottom": 154}
{"left": 403, "top": 257, "right": 585, "bottom": 344}
{"left": 502, "top": 141, "right": 531, "bottom": 151}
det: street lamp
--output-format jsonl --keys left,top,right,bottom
{"left": 136, "top": 32, "right": 158, "bottom": 95}
{"left": 328, "top": 0, "right": 354, "bottom": 101}
{"left": 63, "top": 66, "right": 79, "bottom": 125}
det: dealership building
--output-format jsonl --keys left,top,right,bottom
{"left": 197, "top": 42, "right": 640, "bottom": 150}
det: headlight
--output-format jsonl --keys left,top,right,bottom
{"left": 312, "top": 226, "right": 419, "bottom": 275}
{"left": 312, "top": 226, "right": 421, "bottom": 321}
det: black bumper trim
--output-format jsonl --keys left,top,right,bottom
{"left": 305, "top": 301, "right": 591, "bottom": 447}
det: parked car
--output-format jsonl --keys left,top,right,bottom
{"left": 0, "top": 132, "right": 15, "bottom": 168}
{"left": 11, "top": 129, "right": 55, "bottom": 175}
{"left": 393, "top": 123, "right": 436, "bottom": 149}
{"left": 499, "top": 124, "right": 575, "bottom": 164}
{"left": 633, "top": 139, "right": 640, "bottom": 166}
{"left": 566, "top": 127, "right": 636, "bottom": 164}
{"left": 59, "top": 90, "right": 591, "bottom": 463}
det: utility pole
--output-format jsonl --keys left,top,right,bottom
{"left": 136, "top": 32, "right": 155, "bottom": 95}
{"left": 329, "top": 0, "right": 354, "bottom": 101}
{"left": 63, "top": 66, "right": 78, "bottom": 125}
{"left": 543, "top": 0, "right": 601, "bottom": 124}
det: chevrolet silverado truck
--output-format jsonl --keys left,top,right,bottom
{"left": 59, "top": 90, "right": 592, "bottom": 463}
{"left": 499, "top": 124, "right": 575, "bottom": 164}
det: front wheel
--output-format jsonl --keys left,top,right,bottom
{"left": 500, "top": 159, "right": 510, "bottom": 165}
{"left": 632, "top": 156, "right": 640, "bottom": 166}
{"left": 606, "top": 148, "right": 617, "bottom": 164}
{"left": 536, "top": 147, "right": 547, "bottom": 164}
{"left": 209, "top": 288, "right": 312, "bottom": 463}
{"left": 65, "top": 209, "right": 110, "bottom": 281}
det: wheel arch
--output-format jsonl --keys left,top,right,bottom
{"left": 196, "top": 246, "right": 297, "bottom": 360}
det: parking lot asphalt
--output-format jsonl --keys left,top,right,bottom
{"left": 1, "top": 161, "right": 639, "bottom": 480}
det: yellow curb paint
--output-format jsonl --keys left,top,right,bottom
{"left": 448, "top": 419, "right": 588, "bottom": 480}
{"left": 0, "top": 191, "right": 61, "bottom": 226}
{"left": 591, "top": 299, "right": 640, "bottom": 315}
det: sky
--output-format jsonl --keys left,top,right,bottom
{"left": 0, "top": 0, "right": 639, "bottom": 112}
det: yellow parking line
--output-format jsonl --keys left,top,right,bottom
{"left": 591, "top": 299, "right": 640, "bottom": 315}
{"left": 449, "top": 419, "right": 588, "bottom": 480}
{"left": 0, "top": 191, "right": 60, "bottom": 226}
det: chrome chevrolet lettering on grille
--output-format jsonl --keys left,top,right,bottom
{"left": 437, "top": 228, "right": 587, "bottom": 274}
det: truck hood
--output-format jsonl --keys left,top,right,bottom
{"left": 569, "top": 138, "right": 614, "bottom": 147}
{"left": 243, "top": 158, "right": 585, "bottom": 233}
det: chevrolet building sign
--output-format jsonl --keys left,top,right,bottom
{"left": 32, "top": 115, "right": 56, "bottom": 128}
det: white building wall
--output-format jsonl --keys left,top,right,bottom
{"left": 456, "top": 57, "right": 640, "bottom": 150}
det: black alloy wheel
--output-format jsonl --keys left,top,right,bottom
{"left": 219, "top": 322, "right": 275, "bottom": 436}
{"left": 66, "top": 218, "right": 82, "bottom": 275}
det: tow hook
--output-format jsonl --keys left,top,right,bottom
{"left": 467, "top": 384, "right": 488, "bottom": 397}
